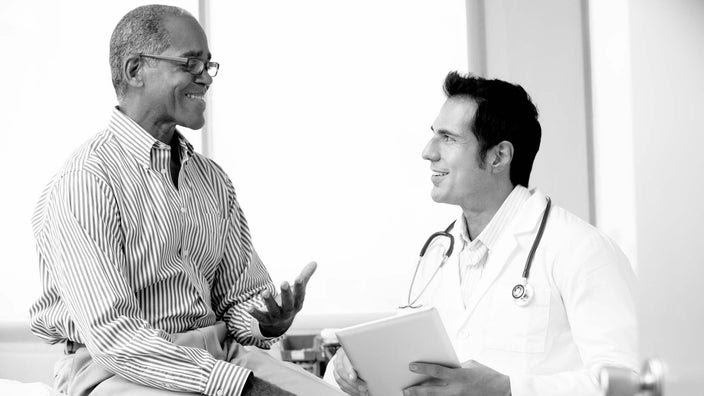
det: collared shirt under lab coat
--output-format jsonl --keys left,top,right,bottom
{"left": 416, "top": 189, "right": 639, "bottom": 396}
{"left": 326, "top": 188, "right": 638, "bottom": 396}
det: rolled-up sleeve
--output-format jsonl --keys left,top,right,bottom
{"left": 38, "top": 170, "right": 252, "bottom": 395}
{"left": 210, "top": 176, "right": 280, "bottom": 348}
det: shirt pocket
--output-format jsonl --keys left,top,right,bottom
{"left": 484, "top": 283, "right": 551, "bottom": 353}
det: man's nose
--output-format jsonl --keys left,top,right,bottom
{"left": 422, "top": 138, "right": 439, "bottom": 161}
{"left": 195, "top": 69, "right": 213, "bottom": 86}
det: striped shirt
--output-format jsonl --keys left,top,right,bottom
{"left": 456, "top": 185, "right": 531, "bottom": 306}
{"left": 29, "top": 108, "right": 277, "bottom": 396}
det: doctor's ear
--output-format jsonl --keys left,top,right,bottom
{"left": 489, "top": 141, "right": 514, "bottom": 173}
{"left": 123, "top": 55, "right": 145, "bottom": 89}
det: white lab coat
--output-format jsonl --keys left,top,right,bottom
{"left": 326, "top": 189, "right": 638, "bottom": 396}
{"left": 415, "top": 189, "right": 639, "bottom": 396}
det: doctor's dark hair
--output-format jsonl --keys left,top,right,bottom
{"left": 443, "top": 71, "right": 541, "bottom": 188}
{"left": 109, "top": 5, "right": 193, "bottom": 101}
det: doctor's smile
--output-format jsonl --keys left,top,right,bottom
{"left": 430, "top": 169, "right": 449, "bottom": 183}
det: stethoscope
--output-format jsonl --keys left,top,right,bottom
{"left": 400, "top": 197, "right": 552, "bottom": 309}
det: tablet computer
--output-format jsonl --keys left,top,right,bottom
{"left": 335, "top": 307, "right": 460, "bottom": 396}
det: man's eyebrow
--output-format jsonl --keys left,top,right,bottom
{"left": 179, "top": 50, "right": 211, "bottom": 60}
{"left": 431, "top": 126, "right": 461, "bottom": 137}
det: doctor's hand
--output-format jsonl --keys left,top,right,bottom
{"left": 249, "top": 262, "right": 317, "bottom": 338}
{"left": 333, "top": 348, "right": 369, "bottom": 395}
{"left": 403, "top": 360, "right": 511, "bottom": 396}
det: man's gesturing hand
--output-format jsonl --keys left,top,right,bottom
{"left": 402, "top": 360, "right": 511, "bottom": 396}
{"left": 249, "top": 262, "right": 317, "bottom": 338}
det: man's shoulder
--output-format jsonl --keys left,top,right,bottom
{"left": 54, "top": 129, "right": 117, "bottom": 179}
{"left": 543, "top": 201, "right": 628, "bottom": 265}
{"left": 519, "top": 191, "right": 620, "bottom": 253}
{"left": 32, "top": 129, "right": 118, "bottom": 236}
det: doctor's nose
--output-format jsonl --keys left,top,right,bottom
{"left": 422, "top": 138, "right": 440, "bottom": 162}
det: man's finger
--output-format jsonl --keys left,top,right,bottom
{"left": 280, "top": 282, "right": 294, "bottom": 313}
{"left": 292, "top": 262, "right": 317, "bottom": 311}
{"left": 261, "top": 291, "right": 281, "bottom": 317}
{"left": 409, "top": 362, "right": 455, "bottom": 380}
{"left": 297, "top": 261, "right": 317, "bottom": 287}
{"left": 248, "top": 308, "right": 270, "bottom": 323}
{"left": 292, "top": 280, "right": 306, "bottom": 312}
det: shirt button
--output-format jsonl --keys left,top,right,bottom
{"left": 180, "top": 207, "right": 186, "bottom": 213}
{"left": 215, "top": 390, "right": 224, "bottom": 396}
{"left": 458, "top": 330, "right": 469, "bottom": 338}
{"left": 183, "top": 250, "right": 189, "bottom": 257}
{"left": 161, "top": 168, "right": 167, "bottom": 174}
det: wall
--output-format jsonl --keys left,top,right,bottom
{"left": 207, "top": 1, "right": 468, "bottom": 315}
{"left": 0, "top": 0, "right": 620, "bottom": 324}
{"left": 628, "top": 0, "right": 704, "bottom": 391}
{"left": 479, "top": 0, "right": 594, "bottom": 223}
{"left": 0, "top": 0, "right": 201, "bottom": 320}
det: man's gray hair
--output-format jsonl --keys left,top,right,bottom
{"left": 109, "top": 4, "right": 193, "bottom": 101}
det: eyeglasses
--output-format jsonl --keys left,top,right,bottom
{"left": 139, "top": 53, "right": 219, "bottom": 77}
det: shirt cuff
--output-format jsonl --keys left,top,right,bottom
{"left": 203, "top": 360, "right": 252, "bottom": 396}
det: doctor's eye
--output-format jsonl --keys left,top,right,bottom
{"left": 442, "top": 134, "right": 455, "bottom": 143}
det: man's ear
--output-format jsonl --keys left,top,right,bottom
{"left": 123, "top": 55, "right": 144, "bottom": 89}
{"left": 490, "top": 141, "right": 514, "bottom": 174}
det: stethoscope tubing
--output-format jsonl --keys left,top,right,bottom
{"left": 402, "top": 197, "right": 552, "bottom": 309}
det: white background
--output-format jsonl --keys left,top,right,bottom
{"left": 207, "top": 1, "right": 467, "bottom": 314}
{"left": 0, "top": 0, "right": 466, "bottom": 318}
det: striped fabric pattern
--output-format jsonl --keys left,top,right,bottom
{"left": 29, "top": 108, "right": 277, "bottom": 396}
{"left": 456, "top": 185, "right": 531, "bottom": 306}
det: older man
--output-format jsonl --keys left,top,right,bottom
{"left": 29, "top": 4, "right": 341, "bottom": 396}
{"left": 329, "top": 72, "right": 638, "bottom": 396}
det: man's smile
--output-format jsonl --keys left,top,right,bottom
{"left": 185, "top": 93, "right": 205, "bottom": 102}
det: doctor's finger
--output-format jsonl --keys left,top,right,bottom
{"left": 403, "top": 384, "right": 444, "bottom": 396}
{"left": 336, "top": 351, "right": 366, "bottom": 388}
{"left": 339, "top": 349, "right": 357, "bottom": 378}
{"left": 333, "top": 366, "right": 367, "bottom": 395}
{"left": 409, "top": 362, "right": 455, "bottom": 380}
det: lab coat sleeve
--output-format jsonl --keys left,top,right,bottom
{"left": 510, "top": 232, "right": 639, "bottom": 396}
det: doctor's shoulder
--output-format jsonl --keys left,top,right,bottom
{"left": 542, "top": 203, "right": 635, "bottom": 286}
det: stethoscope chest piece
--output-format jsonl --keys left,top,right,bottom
{"left": 512, "top": 282, "right": 534, "bottom": 306}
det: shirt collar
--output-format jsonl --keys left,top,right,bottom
{"left": 108, "top": 107, "right": 195, "bottom": 170}
{"left": 457, "top": 185, "right": 532, "bottom": 251}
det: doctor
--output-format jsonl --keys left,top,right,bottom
{"left": 328, "top": 72, "right": 638, "bottom": 396}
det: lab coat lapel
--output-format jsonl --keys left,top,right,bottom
{"left": 461, "top": 191, "right": 548, "bottom": 318}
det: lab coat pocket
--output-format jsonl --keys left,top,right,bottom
{"left": 484, "top": 284, "right": 551, "bottom": 353}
